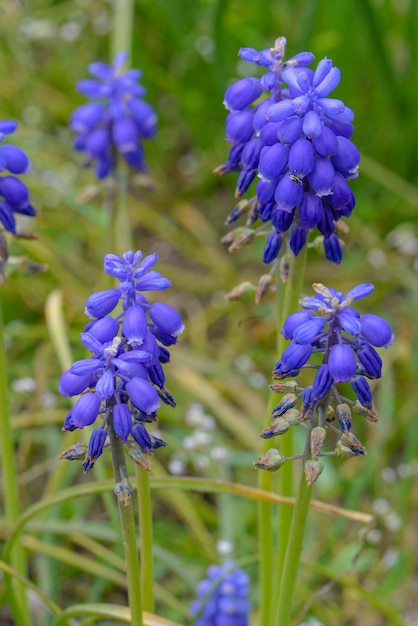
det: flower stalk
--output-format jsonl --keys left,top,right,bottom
{"left": 109, "top": 430, "right": 143, "bottom": 626}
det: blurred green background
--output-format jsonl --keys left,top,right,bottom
{"left": 0, "top": 0, "right": 417, "bottom": 625}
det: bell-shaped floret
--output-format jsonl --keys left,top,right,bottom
{"left": 281, "top": 311, "right": 315, "bottom": 340}
{"left": 360, "top": 314, "right": 393, "bottom": 347}
{"left": 96, "top": 368, "right": 115, "bottom": 400}
{"left": 288, "top": 139, "right": 315, "bottom": 178}
{"left": 225, "top": 109, "right": 255, "bottom": 145}
{"left": 148, "top": 302, "right": 184, "bottom": 336}
{"left": 298, "top": 191, "right": 322, "bottom": 229}
{"left": 274, "top": 174, "right": 304, "bottom": 212}
{"left": 307, "top": 157, "right": 334, "bottom": 197}
{"left": 126, "top": 377, "right": 161, "bottom": 414}
{"left": 357, "top": 343, "right": 382, "bottom": 378}
{"left": 83, "top": 427, "right": 108, "bottom": 472}
{"left": 352, "top": 375, "right": 373, "bottom": 409}
{"left": 0, "top": 144, "right": 30, "bottom": 174}
{"left": 312, "top": 364, "right": 333, "bottom": 400}
{"left": 85, "top": 288, "right": 121, "bottom": 318}
{"left": 258, "top": 143, "right": 289, "bottom": 181}
{"left": 132, "top": 423, "right": 153, "bottom": 453}
{"left": 69, "top": 103, "right": 104, "bottom": 134}
{"left": 59, "top": 371, "right": 93, "bottom": 396}
{"left": 224, "top": 77, "right": 263, "bottom": 111}
{"left": 323, "top": 234, "right": 342, "bottom": 264}
{"left": 71, "top": 392, "right": 101, "bottom": 428}
{"left": 123, "top": 304, "right": 148, "bottom": 346}
{"left": 293, "top": 316, "right": 327, "bottom": 344}
{"left": 85, "top": 316, "right": 119, "bottom": 343}
{"left": 113, "top": 403, "right": 132, "bottom": 441}
{"left": 263, "top": 232, "right": 282, "bottom": 263}
{"left": 328, "top": 343, "right": 356, "bottom": 382}
{"left": 275, "top": 341, "right": 313, "bottom": 374}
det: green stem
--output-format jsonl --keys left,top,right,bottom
{"left": 136, "top": 466, "right": 154, "bottom": 613}
{"left": 0, "top": 294, "right": 31, "bottom": 626}
{"left": 273, "top": 471, "right": 313, "bottom": 626}
{"left": 275, "top": 245, "right": 308, "bottom": 594}
{"left": 257, "top": 246, "right": 308, "bottom": 626}
{"left": 109, "top": 432, "right": 143, "bottom": 626}
{"left": 111, "top": 0, "right": 134, "bottom": 61}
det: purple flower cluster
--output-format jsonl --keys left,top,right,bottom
{"left": 190, "top": 562, "right": 250, "bottom": 626}
{"left": 254, "top": 283, "right": 394, "bottom": 479}
{"left": 0, "top": 120, "right": 36, "bottom": 234}
{"left": 59, "top": 250, "right": 183, "bottom": 472}
{"left": 275, "top": 282, "right": 393, "bottom": 409}
{"left": 216, "top": 37, "right": 359, "bottom": 264}
{"left": 70, "top": 53, "right": 157, "bottom": 179}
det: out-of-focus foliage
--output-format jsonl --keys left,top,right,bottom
{"left": 0, "top": 1, "right": 417, "bottom": 625}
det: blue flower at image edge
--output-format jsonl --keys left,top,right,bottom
{"left": 59, "top": 250, "right": 184, "bottom": 473}
{"left": 70, "top": 52, "right": 157, "bottom": 179}
{"left": 190, "top": 562, "right": 250, "bottom": 626}
{"left": 0, "top": 120, "right": 36, "bottom": 234}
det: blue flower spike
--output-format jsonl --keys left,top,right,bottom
{"left": 0, "top": 120, "right": 36, "bottom": 236}
{"left": 254, "top": 282, "right": 393, "bottom": 484}
{"left": 70, "top": 53, "right": 157, "bottom": 179}
{"left": 59, "top": 250, "right": 183, "bottom": 473}
{"left": 216, "top": 37, "right": 360, "bottom": 300}
{"left": 190, "top": 561, "right": 250, "bottom": 626}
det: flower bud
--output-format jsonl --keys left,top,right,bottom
{"left": 260, "top": 417, "right": 290, "bottom": 438}
{"left": 59, "top": 442, "right": 87, "bottom": 460}
{"left": 335, "top": 439, "right": 356, "bottom": 459}
{"left": 310, "top": 426, "right": 326, "bottom": 459}
{"left": 340, "top": 431, "right": 367, "bottom": 456}
{"left": 353, "top": 400, "right": 379, "bottom": 422}
{"left": 71, "top": 392, "right": 101, "bottom": 428}
{"left": 336, "top": 403, "right": 352, "bottom": 433}
{"left": 269, "top": 380, "right": 297, "bottom": 394}
{"left": 270, "top": 393, "right": 298, "bottom": 418}
{"left": 114, "top": 478, "right": 134, "bottom": 506}
{"left": 255, "top": 273, "right": 274, "bottom": 304}
{"left": 226, "top": 281, "right": 256, "bottom": 301}
{"left": 304, "top": 459, "right": 324, "bottom": 486}
{"left": 253, "top": 448, "right": 286, "bottom": 471}
{"left": 128, "top": 447, "right": 153, "bottom": 471}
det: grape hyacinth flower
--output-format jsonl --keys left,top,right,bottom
{"left": 0, "top": 120, "right": 36, "bottom": 234}
{"left": 70, "top": 52, "right": 157, "bottom": 179}
{"left": 216, "top": 37, "right": 359, "bottom": 272}
{"left": 59, "top": 250, "right": 184, "bottom": 473}
{"left": 254, "top": 282, "right": 393, "bottom": 484}
{"left": 190, "top": 562, "right": 250, "bottom": 626}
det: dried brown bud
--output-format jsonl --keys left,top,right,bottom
{"left": 304, "top": 459, "right": 324, "bottom": 486}
{"left": 270, "top": 394, "right": 298, "bottom": 418}
{"left": 253, "top": 448, "right": 286, "bottom": 471}
{"left": 269, "top": 380, "right": 298, "bottom": 394}
{"left": 260, "top": 417, "right": 290, "bottom": 438}
{"left": 310, "top": 426, "right": 327, "bottom": 459}
{"left": 353, "top": 400, "right": 379, "bottom": 422}
{"left": 336, "top": 403, "right": 352, "bottom": 433}
{"left": 335, "top": 439, "right": 356, "bottom": 459}
{"left": 282, "top": 408, "right": 301, "bottom": 426}
{"left": 128, "top": 448, "right": 153, "bottom": 472}
{"left": 114, "top": 479, "right": 134, "bottom": 507}
{"left": 340, "top": 432, "right": 367, "bottom": 456}
{"left": 225, "top": 281, "right": 256, "bottom": 301}
{"left": 225, "top": 199, "right": 250, "bottom": 225}
{"left": 255, "top": 274, "right": 274, "bottom": 304}
{"left": 221, "top": 227, "right": 255, "bottom": 252}
{"left": 59, "top": 442, "right": 87, "bottom": 461}
{"left": 279, "top": 253, "right": 290, "bottom": 283}
{"left": 246, "top": 198, "right": 259, "bottom": 227}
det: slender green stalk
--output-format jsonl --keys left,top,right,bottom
{"left": 136, "top": 466, "right": 154, "bottom": 613}
{"left": 109, "top": 431, "right": 143, "bottom": 626}
{"left": 257, "top": 246, "right": 308, "bottom": 626}
{"left": 274, "top": 245, "right": 308, "bottom": 594}
{"left": 273, "top": 471, "right": 313, "bottom": 626}
{"left": 111, "top": 0, "right": 134, "bottom": 61}
{"left": 0, "top": 294, "right": 31, "bottom": 626}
